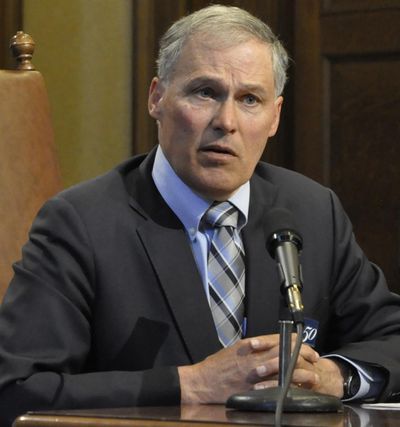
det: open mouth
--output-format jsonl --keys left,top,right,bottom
{"left": 201, "top": 145, "right": 236, "bottom": 156}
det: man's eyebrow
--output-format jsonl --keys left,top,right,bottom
{"left": 184, "top": 76, "right": 223, "bottom": 87}
{"left": 240, "top": 83, "right": 268, "bottom": 96}
{"left": 184, "top": 77, "right": 269, "bottom": 95}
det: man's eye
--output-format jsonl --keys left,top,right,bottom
{"left": 197, "top": 87, "right": 214, "bottom": 98}
{"left": 243, "top": 94, "right": 259, "bottom": 105}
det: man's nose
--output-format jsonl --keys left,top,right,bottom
{"left": 211, "top": 99, "right": 238, "bottom": 134}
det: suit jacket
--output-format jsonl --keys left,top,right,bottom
{"left": 1, "top": 148, "right": 400, "bottom": 424}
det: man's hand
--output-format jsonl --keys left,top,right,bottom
{"left": 178, "top": 334, "right": 344, "bottom": 404}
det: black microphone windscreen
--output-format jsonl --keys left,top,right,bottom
{"left": 263, "top": 208, "right": 303, "bottom": 257}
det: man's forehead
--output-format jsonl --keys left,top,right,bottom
{"left": 175, "top": 36, "right": 272, "bottom": 72}
{"left": 185, "top": 32, "right": 271, "bottom": 58}
{"left": 171, "top": 39, "right": 274, "bottom": 91}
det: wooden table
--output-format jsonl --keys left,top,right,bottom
{"left": 13, "top": 404, "right": 400, "bottom": 427}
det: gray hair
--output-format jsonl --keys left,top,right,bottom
{"left": 156, "top": 4, "right": 289, "bottom": 97}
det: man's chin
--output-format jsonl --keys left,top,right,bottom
{"left": 191, "top": 177, "right": 243, "bottom": 201}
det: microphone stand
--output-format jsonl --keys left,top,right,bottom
{"left": 278, "top": 318, "right": 293, "bottom": 387}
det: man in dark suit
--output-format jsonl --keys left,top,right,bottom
{"left": 1, "top": 4, "right": 400, "bottom": 426}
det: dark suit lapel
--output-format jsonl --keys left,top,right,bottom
{"left": 126, "top": 150, "right": 221, "bottom": 363}
{"left": 137, "top": 222, "right": 221, "bottom": 363}
{"left": 243, "top": 174, "right": 282, "bottom": 337}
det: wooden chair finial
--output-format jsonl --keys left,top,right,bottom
{"left": 9, "top": 31, "right": 36, "bottom": 71}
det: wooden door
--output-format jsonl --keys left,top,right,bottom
{"left": 293, "top": 1, "right": 400, "bottom": 291}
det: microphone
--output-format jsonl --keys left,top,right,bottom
{"left": 264, "top": 208, "right": 304, "bottom": 324}
{"left": 226, "top": 208, "right": 343, "bottom": 417}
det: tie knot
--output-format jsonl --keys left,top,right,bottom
{"left": 203, "top": 201, "right": 239, "bottom": 228}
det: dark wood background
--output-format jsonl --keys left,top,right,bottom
{"left": 0, "top": 0, "right": 22, "bottom": 69}
{"left": 1, "top": 0, "right": 399, "bottom": 292}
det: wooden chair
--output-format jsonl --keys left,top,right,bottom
{"left": 0, "top": 31, "right": 62, "bottom": 301}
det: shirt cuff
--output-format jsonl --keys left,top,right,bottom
{"left": 323, "top": 354, "right": 384, "bottom": 402}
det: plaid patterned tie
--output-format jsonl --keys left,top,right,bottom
{"left": 203, "top": 201, "right": 245, "bottom": 347}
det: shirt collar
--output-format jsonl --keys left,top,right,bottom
{"left": 152, "top": 145, "right": 249, "bottom": 241}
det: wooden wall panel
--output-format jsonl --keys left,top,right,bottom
{"left": 293, "top": 2, "right": 325, "bottom": 183}
{"left": 322, "top": 8, "right": 400, "bottom": 55}
{"left": 294, "top": 1, "right": 400, "bottom": 291}
{"left": 330, "top": 58, "right": 400, "bottom": 285}
{"left": 322, "top": 0, "right": 400, "bottom": 13}
{"left": 0, "top": 0, "right": 22, "bottom": 69}
{"left": 132, "top": 0, "right": 187, "bottom": 155}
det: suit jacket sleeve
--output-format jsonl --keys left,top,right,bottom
{"left": 318, "top": 190, "right": 400, "bottom": 401}
{"left": 0, "top": 196, "right": 181, "bottom": 426}
{"left": 247, "top": 166, "right": 400, "bottom": 403}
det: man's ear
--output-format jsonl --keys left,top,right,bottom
{"left": 268, "top": 95, "right": 283, "bottom": 138}
{"left": 148, "top": 77, "right": 165, "bottom": 119}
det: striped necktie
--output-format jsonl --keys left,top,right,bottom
{"left": 203, "top": 201, "right": 245, "bottom": 347}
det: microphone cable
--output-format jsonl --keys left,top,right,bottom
{"left": 274, "top": 321, "right": 304, "bottom": 427}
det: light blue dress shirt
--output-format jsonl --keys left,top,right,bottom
{"left": 151, "top": 145, "right": 249, "bottom": 303}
